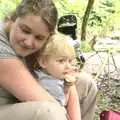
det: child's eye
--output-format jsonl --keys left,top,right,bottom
{"left": 69, "top": 59, "right": 72, "bottom": 63}
{"left": 58, "top": 59, "right": 65, "bottom": 63}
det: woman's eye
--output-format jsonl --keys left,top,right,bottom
{"left": 22, "top": 29, "right": 30, "bottom": 34}
{"left": 19, "top": 24, "right": 31, "bottom": 34}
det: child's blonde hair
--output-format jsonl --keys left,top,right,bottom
{"left": 36, "top": 32, "right": 75, "bottom": 60}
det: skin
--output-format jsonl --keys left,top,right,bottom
{"left": 66, "top": 85, "right": 81, "bottom": 120}
{"left": 38, "top": 55, "right": 74, "bottom": 80}
{"left": 10, "top": 15, "right": 50, "bottom": 57}
{"left": 0, "top": 15, "right": 58, "bottom": 103}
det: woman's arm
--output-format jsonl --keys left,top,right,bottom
{"left": 66, "top": 85, "right": 81, "bottom": 120}
{"left": 0, "top": 58, "right": 57, "bottom": 102}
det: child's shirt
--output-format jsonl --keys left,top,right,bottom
{"left": 34, "top": 69, "right": 66, "bottom": 106}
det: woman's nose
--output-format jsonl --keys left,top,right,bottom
{"left": 24, "top": 35, "right": 35, "bottom": 48}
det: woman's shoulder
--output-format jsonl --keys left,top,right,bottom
{"left": 0, "top": 21, "right": 16, "bottom": 58}
{"left": 0, "top": 21, "right": 8, "bottom": 40}
{"left": 0, "top": 21, "right": 4, "bottom": 30}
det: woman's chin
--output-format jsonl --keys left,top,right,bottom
{"left": 16, "top": 51, "right": 29, "bottom": 57}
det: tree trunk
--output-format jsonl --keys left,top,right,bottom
{"left": 81, "top": 0, "right": 95, "bottom": 41}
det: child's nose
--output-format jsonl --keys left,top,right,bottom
{"left": 65, "top": 62, "right": 72, "bottom": 69}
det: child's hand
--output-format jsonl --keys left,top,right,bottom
{"left": 64, "top": 70, "right": 80, "bottom": 85}
{"left": 64, "top": 74, "right": 76, "bottom": 86}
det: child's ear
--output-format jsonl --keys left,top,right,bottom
{"left": 36, "top": 57, "right": 47, "bottom": 69}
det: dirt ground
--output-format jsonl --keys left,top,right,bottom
{"left": 83, "top": 51, "right": 120, "bottom": 120}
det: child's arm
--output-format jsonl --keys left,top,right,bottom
{"left": 65, "top": 85, "right": 81, "bottom": 120}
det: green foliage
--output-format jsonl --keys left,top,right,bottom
{"left": 55, "top": 0, "right": 120, "bottom": 42}
{"left": 88, "top": 0, "right": 120, "bottom": 37}
{"left": 0, "top": 0, "right": 21, "bottom": 19}
{"left": 55, "top": 0, "right": 85, "bottom": 17}
{"left": 0, "top": 0, "right": 120, "bottom": 50}
{"left": 81, "top": 41, "right": 92, "bottom": 52}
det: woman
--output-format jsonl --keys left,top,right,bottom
{"left": 0, "top": 0, "right": 67, "bottom": 120}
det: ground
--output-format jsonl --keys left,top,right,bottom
{"left": 95, "top": 73, "right": 120, "bottom": 120}
{"left": 83, "top": 51, "right": 120, "bottom": 120}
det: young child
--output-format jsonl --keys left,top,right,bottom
{"left": 34, "top": 32, "right": 81, "bottom": 120}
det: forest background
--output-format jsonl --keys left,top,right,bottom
{"left": 0, "top": 0, "right": 120, "bottom": 52}
{"left": 0, "top": 0, "right": 120, "bottom": 119}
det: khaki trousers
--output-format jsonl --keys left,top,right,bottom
{"left": 76, "top": 71, "right": 98, "bottom": 120}
{"left": 0, "top": 71, "right": 97, "bottom": 120}
{"left": 0, "top": 101, "right": 67, "bottom": 120}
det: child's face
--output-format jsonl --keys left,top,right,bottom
{"left": 40, "top": 55, "right": 75, "bottom": 80}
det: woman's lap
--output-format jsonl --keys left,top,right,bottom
{"left": 75, "top": 71, "right": 98, "bottom": 120}
{"left": 0, "top": 101, "right": 67, "bottom": 120}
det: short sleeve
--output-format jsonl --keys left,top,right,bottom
{"left": 0, "top": 31, "right": 16, "bottom": 58}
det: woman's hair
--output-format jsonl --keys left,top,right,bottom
{"left": 4, "top": 0, "right": 58, "bottom": 32}
{"left": 36, "top": 32, "right": 75, "bottom": 61}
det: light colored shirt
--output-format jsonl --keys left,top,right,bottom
{"left": 35, "top": 70, "right": 65, "bottom": 106}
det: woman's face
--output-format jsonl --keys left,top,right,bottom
{"left": 9, "top": 15, "right": 50, "bottom": 57}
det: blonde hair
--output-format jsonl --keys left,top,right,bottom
{"left": 36, "top": 32, "right": 75, "bottom": 60}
